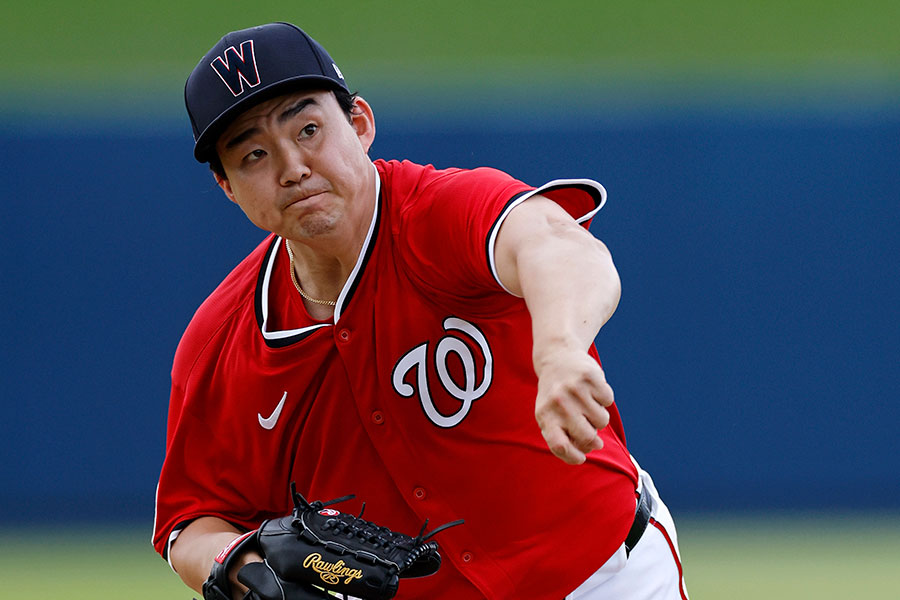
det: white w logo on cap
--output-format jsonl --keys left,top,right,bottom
{"left": 210, "top": 40, "right": 261, "bottom": 97}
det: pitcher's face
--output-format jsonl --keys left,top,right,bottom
{"left": 214, "top": 89, "right": 376, "bottom": 243}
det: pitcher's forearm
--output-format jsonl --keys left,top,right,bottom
{"left": 169, "top": 516, "right": 261, "bottom": 598}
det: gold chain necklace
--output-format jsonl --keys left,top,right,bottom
{"left": 284, "top": 239, "right": 337, "bottom": 306}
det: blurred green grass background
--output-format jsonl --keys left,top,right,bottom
{"left": 5, "top": 1, "right": 899, "bottom": 78}
{"left": 3, "top": 515, "right": 900, "bottom": 598}
{"left": 3, "top": 0, "right": 898, "bottom": 117}
{"left": 3, "top": 2, "right": 898, "bottom": 598}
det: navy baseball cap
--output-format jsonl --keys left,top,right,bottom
{"left": 185, "top": 22, "right": 349, "bottom": 163}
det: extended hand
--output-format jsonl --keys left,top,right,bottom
{"left": 534, "top": 350, "right": 614, "bottom": 465}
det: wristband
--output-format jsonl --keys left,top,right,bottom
{"left": 202, "top": 531, "right": 260, "bottom": 600}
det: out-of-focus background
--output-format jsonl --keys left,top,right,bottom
{"left": 2, "top": 1, "right": 898, "bottom": 597}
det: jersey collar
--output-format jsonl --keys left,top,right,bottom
{"left": 254, "top": 163, "right": 382, "bottom": 347}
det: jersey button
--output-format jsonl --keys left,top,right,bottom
{"left": 371, "top": 411, "right": 385, "bottom": 425}
{"left": 337, "top": 329, "right": 351, "bottom": 342}
{"left": 413, "top": 487, "right": 427, "bottom": 500}
{"left": 461, "top": 551, "right": 474, "bottom": 563}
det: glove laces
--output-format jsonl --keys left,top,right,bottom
{"left": 288, "top": 482, "right": 464, "bottom": 567}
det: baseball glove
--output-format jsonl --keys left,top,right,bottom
{"left": 202, "top": 483, "right": 462, "bottom": 600}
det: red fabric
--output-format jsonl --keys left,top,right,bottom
{"left": 154, "top": 160, "right": 637, "bottom": 599}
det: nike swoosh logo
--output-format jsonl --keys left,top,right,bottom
{"left": 258, "top": 392, "right": 287, "bottom": 430}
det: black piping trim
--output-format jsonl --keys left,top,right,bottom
{"left": 553, "top": 182, "right": 606, "bottom": 224}
{"left": 338, "top": 186, "right": 382, "bottom": 311}
{"left": 254, "top": 236, "right": 329, "bottom": 349}
{"left": 484, "top": 180, "right": 607, "bottom": 291}
{"left": 484, "top": 190, "right": 531, "bottom": 277}
{"left": 254, "top": 236, "right": 281, "bottom": 335}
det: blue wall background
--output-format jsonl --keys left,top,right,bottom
{"left": 2, "top": 105, "right": 898, "bottom": 523}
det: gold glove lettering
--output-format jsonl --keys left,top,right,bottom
{"left": 303, "top": 553, "right": 364, "bottom": 585}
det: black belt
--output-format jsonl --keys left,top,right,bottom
{"left": 624, "top": 486, "right": 653, "bottom": 557}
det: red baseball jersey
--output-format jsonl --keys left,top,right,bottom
{"left": 153, "top": 159, "right": 639, "bottom": 599}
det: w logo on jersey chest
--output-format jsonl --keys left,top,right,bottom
{"left": 391, "top": 317, "right": 493, "bottom": 428}
{"left": 210, "top": 40, "right": 261, "bottom": 97}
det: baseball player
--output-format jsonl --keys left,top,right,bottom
{"left": 153, "top": 22, "right": 688, "bottom": 600}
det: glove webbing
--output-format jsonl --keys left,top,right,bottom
{"left": 290, "top": 484, "right": 464, "bottom": 573}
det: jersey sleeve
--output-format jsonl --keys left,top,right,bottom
{"left": 485, "top": 178, "right": 608, "bottom": 295}
{"left": 393, "top": 163, "right": 607, "bottom": 297}
{"left": 152, "top": 241, "right": 291, "bottom": 561}
{"left": 152, "top": 330, "right": 267, "bottom": 561}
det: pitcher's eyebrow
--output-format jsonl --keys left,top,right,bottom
{"left": 224, "top": 127, "right": 259, "bottom": 151}
{"left": 224, "top": 99, "right": 319, "bottom": 150}
{"left": 279, "top": 98, "right": 318, "bottom": 123}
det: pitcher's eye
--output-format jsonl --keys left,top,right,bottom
{"left": 245, "top": 149, "right": 266, "bottom": 162}
{"left": 300, "top": 123, "right": 318, "bottom": 139}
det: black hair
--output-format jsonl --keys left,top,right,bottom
{"left": 208, "top": 88, "right": 359, "bottom": 180}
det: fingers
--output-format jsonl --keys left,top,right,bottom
{"left": 535, "top": 371, "right": 614, "bottom": 465}
{"left": 540, "top": 411, "right": 608, "bottom": 465}
{"left": 589, "top": 375, "right": 615, "bottom": 408}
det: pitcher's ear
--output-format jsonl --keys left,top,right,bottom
{"left": 214, "top": 171, "right": 237, "bottom": 204}
{"left": 350, "top": 96, "right": 376, "bottom": 152}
